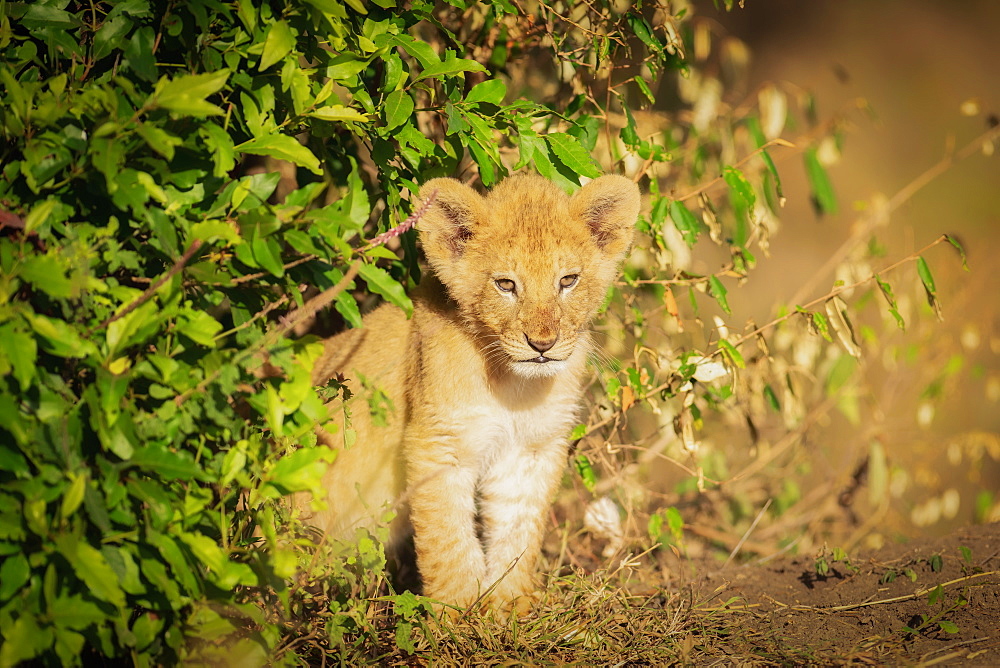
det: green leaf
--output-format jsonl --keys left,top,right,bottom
{"left": 717, "top": 339, "right": 745, "bottom": 368}
{"left": 327, "top": 54, "right": 371, "bottom": 81}
{"left": 916, "top": 256, "right": 943, "bottom": 321}
{"left": 708, "top": 276, "right": 731, "bottom": 314}
{"left": 825, "top": 354, "right": 857, "bottom": 394}
{"left": 916, "top": 256, "right": 936, "bottom": 294}
{"left": 251, "top": 236, "right": 285, "bottom": 278}
{"left": 938, "top": 620, "right": 960, "bottom": 634}
{"left": 669, "top": 199, "right": 702, "bottom": 247}
{"left": 236, "top": 134, "right": 322, "bottom": 174}
{"left": 876, "top": 276, "right": 905, "bottom": 330}
{"left": 191, "top": 219, "right": 242, "bottom": 246}
{"left": 802, "top": 308, "right": 833, "bottom": 342}
{"left": 466, "top": 78, "right": 506, "bottom": 105}
{"left": 152, "top": 69, "right": 230, "bottom": 117}
{"left": 176, "top": 310, "right": 224, "bottom": 347}
{"left": 24, "top": 313, "right": 97, "bottom": 359}
{"left": 199, "top": 122, "right": 236, "bottom": 177}
{"left": 943, "top": 234, "right": 969, "bottom": 270}
{"left": 0, "top": 323, "right": 38, "bottom": 392}
{"left": 220, "top": 442, "right": 248, "bottom": 488}
{"left": 125, "top": 25, "right": 158, "bottom": 82}
{"left": 763, "top": 384, "right": 781, "bottom": 411}
{"left": 93, "top": 15, "right": 132, "bottom": 62}
{"left": 21, "top": 4, "right": 83, "bottom": 28}
{"left": 358, "top": 264, "right": 413, "bottom": 317}
{"left": 545, "top": 132, "right": 601, "bottom": 179}
{"left": 633, "top": 75, "right": 654, "bottom": 105}
{"left": 0, "top": 615, "right": 53, "bottom": 667}
{"left": 264, "top": 446, "right": 336, "bottom": 495}
{"left": 804, "top": 147, "right": 838, "bottom": 215}
{"left": 381, "top": 90, "right": 414, "bottom": 131}
{"left": 129, "top": 445, "right": 203, "bottom": 480}
{"left": 137, "top": 124, "right": 182, "bottom": 160}
{"left": 574, "top": 454, "right": 596, "bottom": 492}
{"left": 50, "top": 595, "right": 106, "bottom": 631}
{"left": 414, "top": 55, "right": 487, "bottom": 82}
{"left": 335, "top": 291, "right": 363, "bottom": 329}
{"left": 176, "top": 531, "right": 254, "bottom": 589}
{"left": 0, "top": 552, "right": 29, "bottom": 600}
{"left": 723, "top": 166, "right": 755, "bottom": 245}
{"left": 56, "top": 536, "right": 127, "bottom": 609}
{"left": 386, "top": 34, "right": 440, "bottom": 70}
{"left": 259, "top": 20, "right": 295, "bottom": 71}
{"left": 60, "top": 473, "right": 87, "bottom": 519}
{"left": 23, "top": 199, "right": 58, "bottom": 235}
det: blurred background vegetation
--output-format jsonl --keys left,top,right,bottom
{"left": 701, "top": 0, "right": 999, "bottom": 542}
{"left": 561, "top": 0, "right": 999, "bottom": 582}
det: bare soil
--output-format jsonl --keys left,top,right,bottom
{"left": 684, "top": 522, "right": 1000, "bottom": 664}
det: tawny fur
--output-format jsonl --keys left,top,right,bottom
{"left": 304, "top": 174, "right": 640, "bottom": 611}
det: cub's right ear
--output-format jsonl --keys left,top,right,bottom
{"left": 417, "top": 179, "right": 485, "bottom": 266}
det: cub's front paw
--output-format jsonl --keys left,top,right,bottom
{"left": 490, "top": 589, "right": 541, "bottom": 618}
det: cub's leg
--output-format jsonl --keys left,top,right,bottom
{"left": 478, "top": 438, "right": 568, "bottom": 608}
{"left": 405, "top": 440, "right": 487, "bottom": 608}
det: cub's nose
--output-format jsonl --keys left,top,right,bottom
{"left": 525, "top": 333, "right": 557, "bottom": 353}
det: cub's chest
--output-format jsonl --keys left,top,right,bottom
{"left": 435, "top": 384, "right": 582, "bottom": 465}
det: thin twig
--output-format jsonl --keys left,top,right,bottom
{"left": 768, "top": 570, "right": 1000, "bottom": 613}
{"left": 675, "top": 138, "right": 796, "bottom": 202}
{"left": 719, "top": 234, "right": 951, "bottom": 356}
{"left": 174, "top": 261, "right": 361, "bottom": 406}
{"left": 91, "top": 239, "right": 202, "bottom": 334}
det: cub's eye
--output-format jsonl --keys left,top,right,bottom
{"left": 559, "top": 274, "right": 579, "bottom": 290}
{"left": 495, "top": 278, "right": 516, "bottom": 293}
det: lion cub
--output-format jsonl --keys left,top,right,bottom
{"left": 308, "top": 173, "right": 639, "bottom": 611}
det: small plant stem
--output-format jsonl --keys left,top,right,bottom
{"left": 723, "top": 498, "right": 772, "bottom": 567}
{"left": 788, "top": 123, "right": 1000, "bottom": 305}
{"left": 675, "top": 138, "right": 795, "bottom": 202}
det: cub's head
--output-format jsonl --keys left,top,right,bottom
{"left": 418, "top": 174, "right": 640, "bottom": 379}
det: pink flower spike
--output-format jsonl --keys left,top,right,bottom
{"left": 362, "top": 188, "right": 439, "bottom": 252}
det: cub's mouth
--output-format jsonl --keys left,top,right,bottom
{"left": 520, "top": 355, "right": 562, "bottom": 364}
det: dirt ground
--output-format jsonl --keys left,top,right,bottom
{"left": 683, "top": 522, "right": 1000, "bottom": 664}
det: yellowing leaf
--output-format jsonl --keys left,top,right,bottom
{"left": 825, "top": 295, "right": 861, "bottom": 357}
{"left": 309, "top": 105, "right": 370, "bottom": 123}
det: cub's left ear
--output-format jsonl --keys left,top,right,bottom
{"left": 570, "top": 175, "right": 641, "bottom": 258}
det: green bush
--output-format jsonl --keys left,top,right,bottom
{"left": 0, "top": 0, "right": 964, "bottom": 664}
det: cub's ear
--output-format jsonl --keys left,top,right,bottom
{"left": 570, "top": 175, "right": 641, "bottom": 258}
{"left": 417, "top": 178, "right": 485, "bottom": 265}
